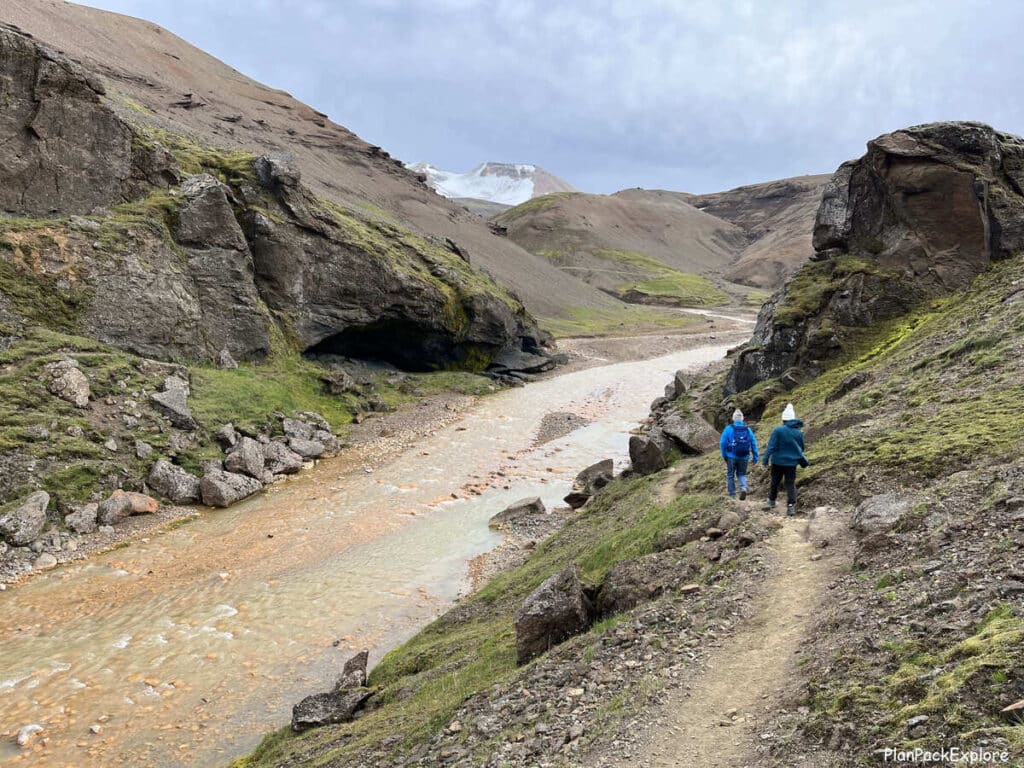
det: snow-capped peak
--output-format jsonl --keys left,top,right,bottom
{"left": 407, "top": 161, "right": 574, "bottom": 206}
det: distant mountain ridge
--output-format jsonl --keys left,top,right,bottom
{"left": 408, "top": 161, "right": 575, "bottom": 206}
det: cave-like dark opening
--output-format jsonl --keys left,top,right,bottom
{"left": 305, "top": 318, "right": 462, "bottom": 372}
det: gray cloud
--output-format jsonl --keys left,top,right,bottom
{"left": 76, "top": 0, "right": 1024, "bottom": 193}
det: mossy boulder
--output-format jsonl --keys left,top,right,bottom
{"left": 727, "top": 121, "right": 1024, "bottom": 410}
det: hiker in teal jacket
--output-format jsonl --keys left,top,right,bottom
{"left": 761, "top": 402, "right": 807, "bottom": 516}
{"left": 720, "top": 409, "right": 758, "bottom": 500}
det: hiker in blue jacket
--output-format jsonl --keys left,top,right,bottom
{"left": 761, "top": 402, "right": 808, "bottom": 516}
{"left": 720, "top": 408, "right": 758, "bottom": 500}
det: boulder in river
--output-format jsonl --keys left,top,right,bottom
{"left": 200, "top": 467, "right": 262, "bottom": 507}
{"left": 0, "top": 491, "right": 49, "bottom": 546}
{"left": 291, "top": 688, "right": 374, "bottom": 732}
{"left": 148, "top": 459, "right": 201, "bottom": 504}
{"left": 489, "top": 497, "right": 545, "bottom": 530}
{"left": 514, "top": 564, "right": 591, "bottom": 664}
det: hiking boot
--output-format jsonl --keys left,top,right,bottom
{"left": 739, "top": 490, "right": 747, "bottom": 501}
{"left": 786, "top": 503, "right": 796, "bottom": 517}
{"left": 764, "top": 500, "right": 776, "bottom": 511}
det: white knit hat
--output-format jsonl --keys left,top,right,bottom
{"left": 782, "top": 403, "right": 796, "bottom": 421}
{"left": 732, "top": 409, "right": 744, "bottom": 423}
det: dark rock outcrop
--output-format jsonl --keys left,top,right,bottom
{"left": 629, "top": 435, "right": 667, "bottom": 475}
{"left": 562, "top": 459, "right": 613, "bottom": 509}
{"left": 291, "top": 688, "right": 374, "bottom": 732}
{"left": 726, "top": 122, "right": 1024, "bottom": 410}
{"left": 514, "top": 564, "right": 591, "bottom": 664}
{"left": 0, "top": 25, "right": 544, "bottom": 372}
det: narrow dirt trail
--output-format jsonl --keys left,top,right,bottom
{"left": 630, "top": 513, "right": 836, "bottom": 768}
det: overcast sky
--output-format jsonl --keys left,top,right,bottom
{"left": 76, "top": 0, "right": 1024, "bottom": 194}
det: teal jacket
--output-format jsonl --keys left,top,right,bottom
{"left": 762, "top": 419, "right": 806, "bottom": 467}
{"left": 720, "top": 422, "right": 759, "bottom": 462}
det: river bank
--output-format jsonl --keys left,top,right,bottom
{"left": 0, "top": 326, "right": 748, "bottom": 767}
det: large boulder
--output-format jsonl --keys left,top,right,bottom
{"left": 291, "top": 688, "right": 374, "bottom": 732}
{"left": 514, "top": 564, "right": 591, "bottom": 664}
{"left": 726, "top": 122, "right": 1024, "bottom": 405}
{"left": 575, "top": 459, "right": 614, "bottom": 494}
{"left": 150, "top": 375, "right": 197, "bottom": 431}
{"left": 45, "top": 360, "right": 90, "bottom": 408}
{"left": 64, "top": 503, "right": 98, "bottom": 535}
{"left": 0, "top": 491, "right": 49, "bottom": 545}
{"left": 563, "top": 459, "right": 614, "bottom": 508}
{"left": 96, "top": 492, "right": 133, "bottom": 526}
{"left": 148, "top": 459, "right": 201, "bottom": 504}
{"left": 597, "top": 550, "right": 698, "bottom": 616}
{"left": 852, "top": 494, "right": 922, "bottom": 536}
{"left": 200, "top": 468, "right": 263, "bottom": 508}
{"left": 224, "top": 437, "right": 265, "bottom": 479}
{"left": 287, "top": 437, "right": 325, "bottom": 459}
{"left": 489, "top": 497, "right": 545, "bottom": 530}
{"left": 659, "top": 413, "right": 719, "bottom": 455}
{"left": 334, "top": 650, "right": 369, "bottom": 690}
{"left": 629, "top": 435, "right": 667, "bottom": 475}
{"left": 264, "top": 440, "right": 305, "bottom": 475}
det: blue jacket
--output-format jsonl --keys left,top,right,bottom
{"left": 720, "top": 422, "right": 759, "bottom": 462}
{"left": 762, "top": 419, "right": 806, "bottom": 467}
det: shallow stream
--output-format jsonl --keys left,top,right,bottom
{"left": 0, "top": 341, "right": 732, "bottom": 767}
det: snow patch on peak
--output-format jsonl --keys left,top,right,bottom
{"left": 407, "top": 161, "right": 573, "bottom": 206}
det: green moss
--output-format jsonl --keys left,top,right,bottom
{"left": 0, "top": 250, "right": 92, "bottom": 332}
{"left": 591, "top": 249, "right": 729, "bottom": 307}
{"left": 492, "top": 192, "right": 577, "bottom": 224}
{"left": 744, "top": 288, "right": 772, "bottom": 307}
{"left": 540, "top": 305, "right": 701, "bottom": 338}
{"left": 189, "top": 353, "right": 355, "bottom": 435}
{"left": 132, "top": 124, "right": 257, "bottom": 184}
{"left": 820, "top": 605, "right": 1023, "bottom": 749}
{"left": 774, "top": 255, "right": 890, "bottom": 326}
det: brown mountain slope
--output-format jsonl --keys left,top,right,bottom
{"left": 494, "top": 190, "right": 749, "bottom": 306}
{"left": 686, "top": 174, "right": 830, "bottom": 288}
{"left": 2, "top": 0, "right": 619, "bottom": 322}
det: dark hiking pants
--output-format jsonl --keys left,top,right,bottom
{"left": 769, "top": 464, "right": 797, "bottom": 505}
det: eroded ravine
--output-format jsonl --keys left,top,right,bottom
{"left": 0, "top": 338, "right": 739, "bottom": 767}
